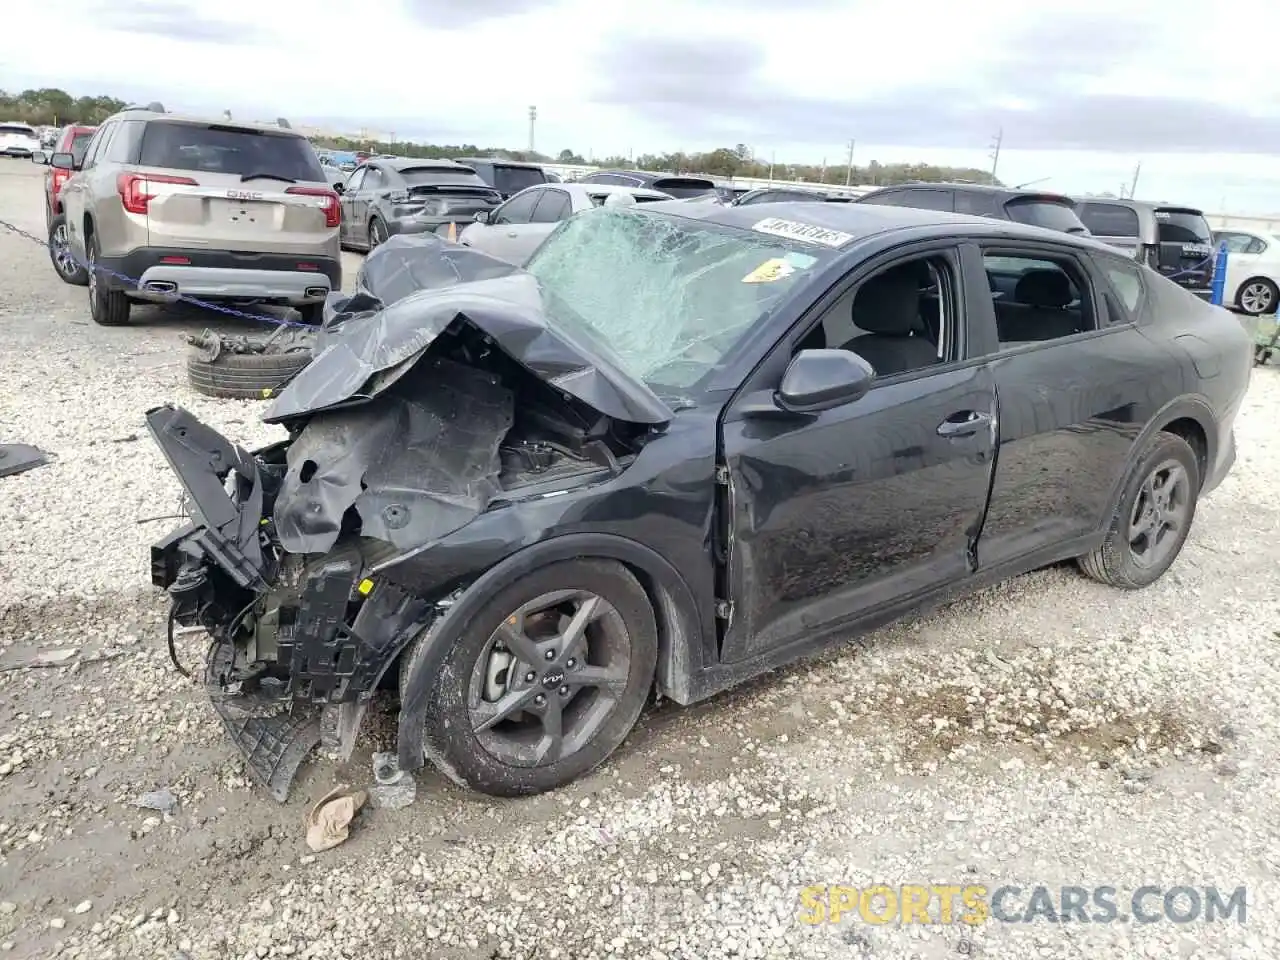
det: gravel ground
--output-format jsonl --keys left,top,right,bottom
{"left": 1, "top": 158, "right": 1279, "bottom": 960}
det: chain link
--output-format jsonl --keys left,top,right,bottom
{"left": 0, "top": 216, "right": 316, "bottom": 329}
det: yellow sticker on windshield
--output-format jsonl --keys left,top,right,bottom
{"left": 742, "top": 258, "right": 796, "bottom": 284}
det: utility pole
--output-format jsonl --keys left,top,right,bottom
{"left": 768, "top": 150, "right": 775, "bottom": 183}
{"left": 819, "top": 157, "right": 826, "bottom": 183}
{"left": 845, "top": 139, "right": 855, "bottom": 186}
{"left": 527, "top": 106, "right": 537, "bottom": 154}
{"left": 1128, "top": 161, "right": 1142, "bottom": 200}
{"left": 988, "top": 128, "right": 1002, "bottom": 185}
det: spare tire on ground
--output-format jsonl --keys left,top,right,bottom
{"left": 187, "top": 349, "right": 314, "bottom": 400}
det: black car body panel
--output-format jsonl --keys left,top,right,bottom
{"left": 146, "top": 200, "right": 1252, "bottom": 801}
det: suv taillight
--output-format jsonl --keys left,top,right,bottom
{"left": 116, "top": 173, "right": 197, "bottom": 215}
{"left": 286, "top": 186, "right": 341, "bottom": 228}
{"left": 51, "top": 167, "right": 70, "bottom": 197}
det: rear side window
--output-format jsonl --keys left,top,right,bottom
{"left": 530, "top": 189, "right": 571, "bottom": 222}
{"left": 138, "top": 122, "right": 324, "bottom": 181}
{"left": 1078, "top": 202, "right": 1140, "bottom": 237}
{"left": 494, "top": 165, "right": 546, "bottom": 195}
{"left": 863, "top": 188, "right": 954, "bottom": 211}
{"left": 68, "top": 131, "right": 95, "bottom": 165}
{"left": 954, "top": 191, "right": 993, "bottom": 215}
{"left": 983, "top": 251, "right": 1095, "bottom": 347}
{"left": 1155, "top": 209, "right": 1212, "bottom": 244}
{"left": 1096, "top": 256, "right": 1145, "bottom": 316}
{"left": 1004, "top": 198, "right": 1087, "bottom": 233}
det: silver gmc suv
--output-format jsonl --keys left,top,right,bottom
{"left": 54, "top": 104, "right": 341, "bottom": 326}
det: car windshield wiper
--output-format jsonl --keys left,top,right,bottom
{"left": 239, "top": 171, "right": 297, "bottom": 183}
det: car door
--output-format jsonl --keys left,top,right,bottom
{"left": 965, "top": 239, "right": 1159, "bottom": 568}
{"left": 508, "top": 187, "right": 572, "bottom": 264}
{"left": 466, "top": 188, "right": 543, "bottom": 263}
{"left": 60, "top": 121, "right": 114, "bottom": 259}
{"left": 717, "top": 241, "right": 997, "bottom": 663}
{"left": 351, "top": 166, "right": 385, "bottom": 245}
{"left": 338, "top": 166, "right": 366, "bottom": 244}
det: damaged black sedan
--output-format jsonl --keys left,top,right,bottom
{"left": 147, "top": 200, "right": 1252, "bottom": 802}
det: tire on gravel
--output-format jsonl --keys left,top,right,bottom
{"left": 1077, "top": 430, "right": 1201, "bottom": 589}
{"left": 405, "top": 558, "right": 658, "bottom": 798}
{"left": 186, "top": 350, "right": 313, "bottom": 400}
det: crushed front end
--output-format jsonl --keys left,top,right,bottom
{"left": 145, "top": 234, "right": 671, "bottom": 802}
{"left": 147, "top": 404, "right": 442, "bottom": 801}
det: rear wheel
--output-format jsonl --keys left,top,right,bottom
{"left": 48, "top": 214, "right": 88, "bottom": 285}
{"left": 87, "top": 232, "right": 131, "bottom": 326}
{"left": 1077, "top": 431, "right": 1200, "bottom": 589}
{"left": 368, "top": 217, "right": 387, "bottom": 251}
{"left": 408, "top": 558, "right": 658, "bottom": 797}
{"left": 1237, "top": 278, "right": 1278, "bottom": 315}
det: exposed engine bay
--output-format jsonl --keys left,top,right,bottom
{"left": 147, "top": 237, "right": 668, "bottom": 800}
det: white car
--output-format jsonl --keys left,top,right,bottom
{"left": 458, "top": 182, "right": 672, "bottom": 266}
{"left": 0, "top": 122, "right": 42, "bottom": 158}
{"left": 1213, "top": 229, "right": 1280, "bottom": 315}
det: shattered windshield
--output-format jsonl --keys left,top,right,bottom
{"left": 523, "top": 206, "right": 827, "bottom": 393}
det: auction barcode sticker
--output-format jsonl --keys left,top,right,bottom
{"left": 751, "top": 217, "right": 855, "bottom": 248}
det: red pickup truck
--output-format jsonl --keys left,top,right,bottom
{"left": 36, "top": 124, "right": 96, "bottom": 284}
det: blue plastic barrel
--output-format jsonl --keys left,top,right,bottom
{"left": 1210, "top": 243, "right": 1228, "bottom": 306}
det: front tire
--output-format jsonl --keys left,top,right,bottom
{"left": 1077, "top": 431, "right": 1200, "bottom": 589}
{"left": 49, "top": 213, "right": 88, "bottom": 286}
{"left": 409, "top": 558, "right": 658, "bottom": 797}
{"left": 87, "top": 232, "right": 131, "bottom": 326}
{"left": 1237, "top": 277, "right": 1278, "bottom": 316}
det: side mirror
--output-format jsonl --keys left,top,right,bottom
{"left": 332, "top": 182, "right": 344, "bottom": 194}
{"left": 474, "top": 210, "right": 489, "bottom": 224}
{"left": 50, "top": 152, "right": 75, "bottom": 171}
{"left": 30, "top": 151, "right": 47, "bottom": 165}
{"left": 775, "top": 349, "right": 874, "bottom": 413}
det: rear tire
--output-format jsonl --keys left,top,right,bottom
{"left": 87, "top": 231, "right": 131, "bottom": 326}
{"left": 1077, "top": 431, "right": 1200, "bottom": 589}
{"left": 186, "top": 350, "right": 313, "bottom": 399}
{"left": 368, "top": 217, "right": 387, "bottom": 251}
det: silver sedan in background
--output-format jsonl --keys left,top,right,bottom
{"left": 458, "top": 182, "right": 671, "bottom": 265}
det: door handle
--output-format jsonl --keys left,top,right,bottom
{"left": 506, "top": 231, "right": 518, "bottom": 238}
{"left": 936, "top": 411, "right": 992, "bottom": 438}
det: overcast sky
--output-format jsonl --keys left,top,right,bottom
{"left": 7, "top": 0, "right": 1280, "bottom": 213}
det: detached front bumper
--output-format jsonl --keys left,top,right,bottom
{"left": 146, "top": 404, "right": 433, "bottom": 801}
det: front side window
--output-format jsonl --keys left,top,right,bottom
{"left": 524, "top": 206, "right": 831, "bottom": 392}
{"left": 494, "top": 190, "right": 540, "bottom": 224}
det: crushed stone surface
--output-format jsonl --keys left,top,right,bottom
{"left": 1, "top": 160, "right": 1279, "bottom": 959}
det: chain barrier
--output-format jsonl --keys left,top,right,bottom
{"left": 0, "top": 216, "right": 314, "bottom": 330}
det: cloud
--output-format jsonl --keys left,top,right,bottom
{"left": 591, "top": 25, "right": 1280, "bottom": 156}
{"left": 95, "top": 1, "right": 249, "bottom": 44}
{"left": 400, "top": 0, "right": 550, "bottom": 28}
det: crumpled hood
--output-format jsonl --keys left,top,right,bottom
{"left": 263, "top": 234, "right": 673, "bottom": 426}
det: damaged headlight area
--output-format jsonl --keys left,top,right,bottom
{"left": 145, "top": 238, "right": 663, "bottom": 800}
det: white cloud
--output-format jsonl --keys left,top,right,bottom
{"left": 5, "top": 0, "right": 1280, "bottom": 213}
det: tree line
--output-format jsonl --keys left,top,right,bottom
{"left": 3, "top": 87, "right": 1000, "bottom": 187}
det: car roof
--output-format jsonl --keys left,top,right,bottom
{"left": 872, "top": 181, "right": 1076, "bottom": 203}
{"left": 454, "top": 156, "right": 543, "bottom": 169}
{"left": 567, "top": 183, "right": 672, "bottom": 200}
{"left": 637, "top": 199, "right": 1122, "bottom": 254}
{"left": 1071, "top": 196, "right": 1208, "bottom": 216}
{"left": 378, "top": 157, "right": 473, "bottom": 171}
